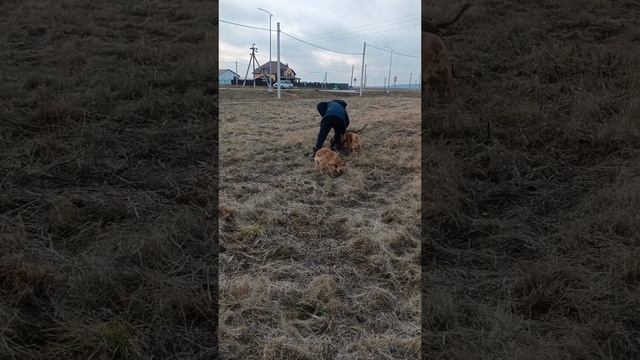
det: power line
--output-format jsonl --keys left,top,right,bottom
{"left": 366, "top": 43, "right": 389, "bottom": 52}
{"left": 303, "top": 18, "right": 420, "bottom": 43}
{"left": 220, "top": 13, "right": 421, "bottom": 40}
{"left": 367, "top": 43, "right": 420, "bottom": 59}
{"left": 394, "top": 52, "right": 420, "bottom": 59}
{"left": 221, "top": 60, "right": 249, "bottom": 65}
{"left": 280, "top": 30, "right": 362, "bottom": 56}
{"left": 283, "top": 23, "right": 421, "bottom": 57}
{"left": 329, "top": 24, "right": 421, "bottom": 52}
{"left": 219, "top": 18, "right": 419, "bottom": 52}
{"left": 302, "top": 13, "right": 419, "bottom": 39}
{"left": 293, "top": 66, "right": 355, "bottom": 73}
{"left": 219, "top": 19, "right": 271, "bottom": 31}
{"left": 298, "top": 13, "right": 421, "bottom": 41}
{"left": 280, "top": 20, "right": 420, "bottom": 52}
{"left": 219, "top": 18, "right": 418, "bottom": 60}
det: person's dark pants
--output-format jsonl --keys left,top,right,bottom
{"left": 314, "top": 115, "right": 345, "bottom": 150}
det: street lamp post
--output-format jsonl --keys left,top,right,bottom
{"left": 257, "top": 8, "right": 273, "bottom": 92}
{"left": 383, "top": 45, "right": 393, "bottom": 94}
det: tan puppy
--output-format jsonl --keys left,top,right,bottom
{"left": 423, "top": 31, "right": 453, "bottom": 106}
{"left": 343, "top": 132, "right": 363, "bottom": 153}
{"left": 329, "top": 123, "right": 368, "bottom": 153}
{"left": 423, "top": 3, "right": 472, "bottom": 106}
{"left": 314, "top": 148, "right": 346, "bottom": 176}
{"left": 330, "top": 132, "right": 362, "bottom": 153}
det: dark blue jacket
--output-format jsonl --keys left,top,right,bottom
{"left": 317, "top": 100, "right": 349, "bottom": 129}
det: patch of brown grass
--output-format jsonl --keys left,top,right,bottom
{"left": 424, "top": 0, "right": 640, "bottom": 358}
{"left": 1, "top": 0, "right": 217, "bottom": 358}
{"left": 219, "top": 89, "right": 420, "bottom": 357}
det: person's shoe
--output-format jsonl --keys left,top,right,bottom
{"left": 308, "top": 146, "right": 319, "bottom": 161}
{"left": 335, "top": 146, "right": 349, "bottom": 156}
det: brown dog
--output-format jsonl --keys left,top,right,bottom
{"left": 330, "top": 123, "right": 368, "bottom": 153}
{"left": 330, "top": 132, "right": 363, "bottom": 153}
{"left": 314, "top": 148, "right": 346, "bottom": 176}
{"left": 343, "top": 132, "right": 362, "bottom": 152}
{"left": 423, "top": 3, "right": 472, "bottom": 106}
{"left": 423, "top": 32, "right": 453, "bottom": 106}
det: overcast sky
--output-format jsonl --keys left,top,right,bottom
{"left": 219, "top": 0, "right": 421, "bottom": 86}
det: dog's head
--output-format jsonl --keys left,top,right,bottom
{"left": 331, "top": 157, "right": 347, "bottom": 176}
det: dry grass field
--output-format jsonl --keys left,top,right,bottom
{"left": 1, "top": 1, "right": 216, "bottom": 358}
{"left": 218, "top": 88, "right": 421, "bottom": 358}
{"left": 424, "top": 0, "right": 640, "bottom": 358}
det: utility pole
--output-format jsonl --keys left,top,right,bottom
{"left": 409, "top": 72, "right": 412, "bottom": 89}
{"left": 252, "top": 45, "right": 257, "bottom": 88}
{"left": 258, "top": 8, "right": 273, "bottom": 92}
{"left": 387, "top": 49, "right": 393, "bottom": 94}
{"left": 350, "top": 64, "right": 354, "bottom": 89}
{"left": 359, "top": 42, "right": 366, "bottom": 96}
{"left": 242, "top": 44, "right": 259, "bottom": 88}
{"left": 235, "top": 61, "right": 238, "bottom": 86}
{"left": 268, "top": 14, "right": 272, "bottom": 92}
{"left": 364, "top": 64, "right": 367, "bottom": 91}
{"left": 385, "top": 47, "right": 394, "bottom": 94}
{"left": 384, "top": 77, "right": 387, "bottom": 90}
{"left": 277, "top": 22, "right": 281, "bottom": 99}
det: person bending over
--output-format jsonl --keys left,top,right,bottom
{"left": 310, "top": 99, "right": 350, "bottom": 160}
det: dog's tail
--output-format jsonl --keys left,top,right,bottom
{"left": 436, "top": 3, "right": 472, "bottom": 29}
{"left": 348, "top": 123, "right": 369, "bottom": 134}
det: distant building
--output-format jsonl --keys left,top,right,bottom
{"left": 219, "top": 69, "right": 240, "bottom": 85}
{"left": 253, "top": 61, "right": 299, "bottom": 83}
